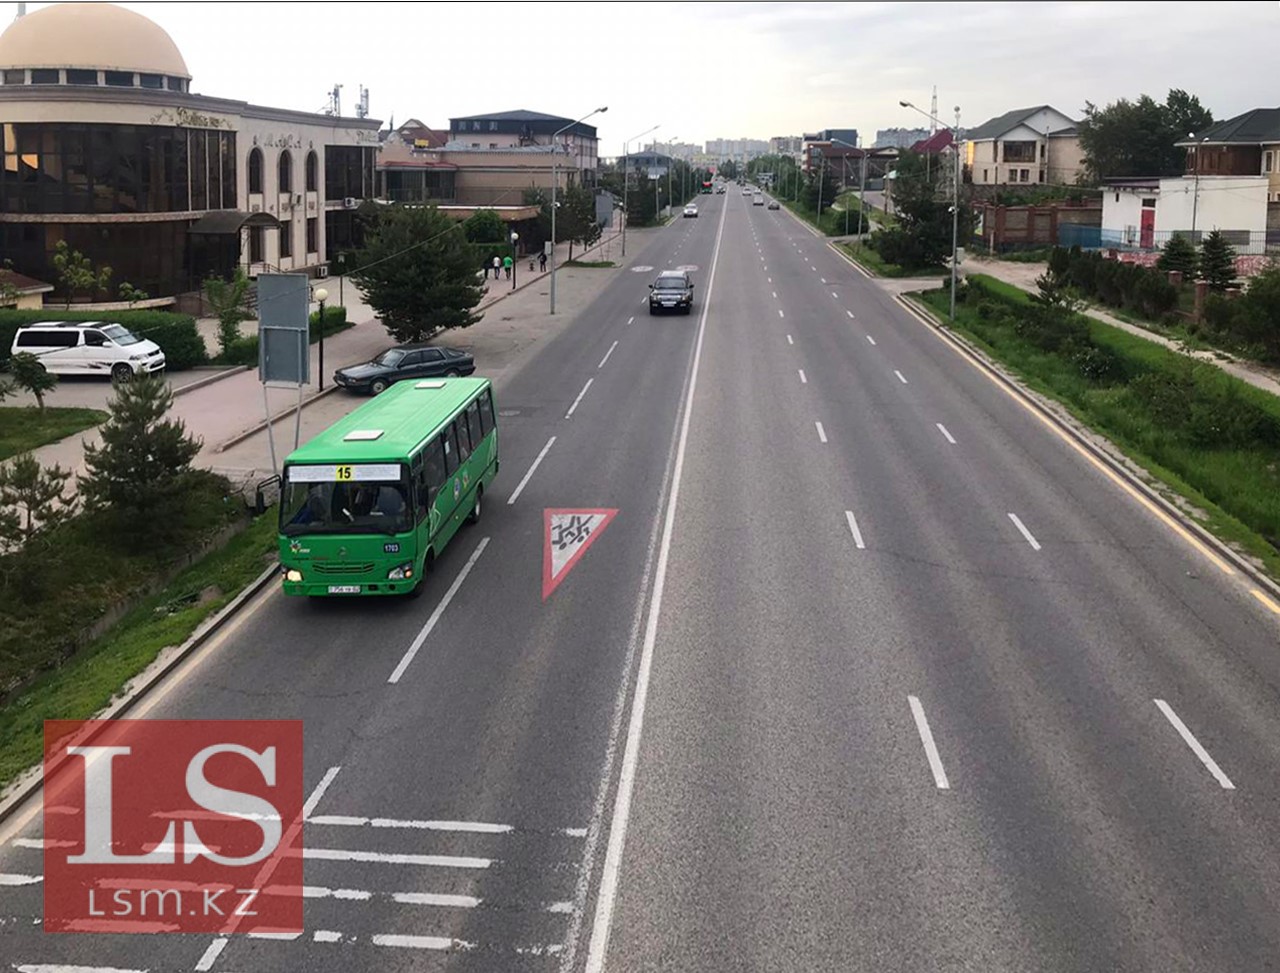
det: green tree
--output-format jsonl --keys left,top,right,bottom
{"left": 1156, "top": 232, "right": 1198, "bottom": 278}
{"left": 52, "top": 240, "right": 112, "bottom": 308}
{"left": 79, "top": 375, "right": 201, "bottom": 538}
{"left": 351, "top": 203, "right": 485, "bottom": 343}
{"left": 1078, "top": 89, "right": 1213, "bottom": 181}
{"left": 718, "top": 159, "right": 739, "bottom": 181}
{"left": 462, "top": 208, "right": 508, "bottom": 245}
{"left": 0, "top": 453, "right": 76, "bottom": 549}
{"left": 204, "top": 268, "right": 254, "bottom": 356}
{"left": 118, "top": 281, "right": 149, "bottom": 307}
{"left": 1198, "top": 230, "right": 1237, "bottom": 292}
{"left": 871, "top": 151, "right": 964, "bottom": 270}
{"left": 8, "top": 352, "right": 57, "bottom": 413}
{"left": 561, "top": 185, "right": 601, "bottom": 259}
{"left": 803, "top": 159, "right": 842, "bottom": 216}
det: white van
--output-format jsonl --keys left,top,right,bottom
{"left": 9, "top": 321, "right": 166, "bottom": 382}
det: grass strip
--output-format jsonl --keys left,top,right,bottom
{"left": 0, "top": 511, "right": 279, "bottom": 789}
{"left": 0, "top": 406, "right": 107, "bottom": 461}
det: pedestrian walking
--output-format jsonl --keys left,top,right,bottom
{"left": 502, "top": 254, "right": 513, "bottom": 280}
{"left": 493, "top": 255, "right": 502, "bottom": 280}
{"left": 538, "top": 250, "right": 547, "bottom": 273}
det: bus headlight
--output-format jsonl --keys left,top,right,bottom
{"left": 285, "top": 569, "right": 303, "bottom": 583}
{"left": 387, "top": 562, "right": 414, "bottom": 580}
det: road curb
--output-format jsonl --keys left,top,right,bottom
{"left": 171, "top": 364, "right": 250, "bottom": 398}
{"left": 0, "top": 562, "right": 279, "bottom": 827}
{"left": 895, "top": 291, "right": 1280, "bottom": 604}
{"left": 213, "top": 383, "right": 343, "bottom": 453}
{"left": 828, "top": 240, "right": 877, "bottom": 280}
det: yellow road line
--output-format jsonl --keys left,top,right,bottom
{"left": 1251, "top": 589, "right": 1280, "bottom": 615}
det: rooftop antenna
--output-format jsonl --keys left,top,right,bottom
{"left": 325, "top": 84, "right": 343, "bottom": 117}
{"left": 356, "top": 85, "right": 370, "bottom": 119}
{"left": 930, "top": 85, "right": 938, "bottom": 135}
{"left": 16, "top": 2, "right": 26, "bottom": 17}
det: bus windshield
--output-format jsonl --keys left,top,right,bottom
{"left": 280, "top": 474, "right": 412, "bottom": 536}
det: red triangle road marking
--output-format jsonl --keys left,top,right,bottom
{"left": 543, "top": 508, "right": 618, "bottom": 600}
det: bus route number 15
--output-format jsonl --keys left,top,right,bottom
{"left": 336, "top": 465, "right": 353, "bottom": 481}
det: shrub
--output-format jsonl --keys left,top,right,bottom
{"left": 1199, "top": 230, "right": 1237, "bottom": 292}
{"left": 1073, "top": 345, "right": 1123, "bottom": 384}
{"left": 1128, "top": 367, "right": 1194, "bottom": 429}
{"left": 1157, "top": 233, "right": 1198, "bottom": 278}
{"left": 309, "top": 304, "right": 348, "bottom": 339}
{"left": 221, "top": 336, "right": 259, "bottom": 367}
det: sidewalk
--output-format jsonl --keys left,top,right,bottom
{"left": 27, "top": 223, "right": 628, "bottom": 498}
{"left": 967, "top": 256, "right": 1280, "bottom": 400}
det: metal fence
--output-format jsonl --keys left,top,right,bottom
{"left": 1059, "top": 224, "right": 1274, "bottom": 255}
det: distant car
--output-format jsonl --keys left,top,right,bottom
{"left": 753, "top": 195, "right": 765, "bottom": 206}
{"left": 683, "top": 205, "right": 698, "bottom": 218}
{"left": 10, "top": 320, "right": 165, "bottom": 382}
{"left": 334, "top": 345, "right": 476, "bottom": 394}
{"left": 768, "top": 200, "right": 780, "bottom": 210}
{"left": 742, "top": 188, "right": 752, "bottom": 195}
{"left": 716, "top": 186, "right": 725, "bottom": 194}
{"left": 648, "top": 270, "right": 694, "bottom": 315}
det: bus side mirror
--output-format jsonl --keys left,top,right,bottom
{"left": 649, "top": 283, "right": 654, "bottom": 289}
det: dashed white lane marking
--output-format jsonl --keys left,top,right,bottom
{"left": 304, "top": 847, "right": 492, "bottom": 869}
{"left": 866, "top": 335, "right": 877, "bottom": 345}
{"left": 821, "top": 278, "right": 827, "bottom": 284}
{"left": 307, "top": 815, "right": 514, "bottom": 834}
{"left": 627, "top": 316, "right": 634, "bottom": 325}
{"left": 815, "top": 421, "right": 828, "bottom": 443}
{"left": 768, "top": 277, "right": 772, "bottom": 283}
{"left": 845, "top": 510, "right": 866, "bottom": 549}
{"left": 787, "top": 334, "right": 794, "bottom": 345}
{"left": 1154, "top": 699, "right": 1235, "bottom": 789}
{"left": 565, "top": 378, "right": 595, "bottom": 418}
{"left": 0, "top": 873, "right": 42, "bottom": 885}
{"left": 832, "top": 292, "right": 839, "bottom": 299}
{"left": 507, "top": 436, "right": 557, "bottom": 506}
{"left": 372, "top": 933, "right": 474, "bottom": 951}
{"left": 936, "top": 423, "right": 957, "bottom": 445}
{"left": 303, "top": 766, "right": 342, "bottom": 819}
{"left": 772, "top": 291, "right": 777, "bottom": 299}
{"left": 1007, "top": 513, "right": 1042, "bottom": 551}
{"left": 598, "top": 340, "right": 620, "bottom": 369}
{"left": 387, "top": 537, "right": 490, "bottom": 683}
{"left": 847, "top": 310, "right": 855, "bottom": 319}
{"left": 895, "top": 370, "right": 909, "bottom": 384}
{"left": 195, "top": 938, "right": 228, "bottom": 970}
{"left": 798, "top": 369, "right": 807, "bottom": 384}
{"left": 909, "top": 696, "right": 951, "bottom": 789}
{"left": 778, "top": 309, "right": 785, "bottom": 319}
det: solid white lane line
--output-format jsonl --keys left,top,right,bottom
{"left": 845, "top": 510, "right": 866, "bottom": 549}
{"left": 936, "top": 423, "right": 957, "bottom": 445}
{"left": 798, "top": 369, "right": 807, "bottom": 384}
{"left": 1007, "top": 513, "right": 1042, "bottom": 551}
{"left": 17, "top": 967, "right": 148, "bottom": 973}
{"left": 194, "top": 939, "right": 228, "bottom": 971}
{"left": 598, "top": 340, "right": 620, "bottom": 369}
{"left": 303, "top": 765, "right": 342, "bottom": 820}
{"left": 565, "top": 378, "right": 594, "bottom": 418}
{"left": 895, "top": 370, "right": 909, "bottom": 384}
{"left": 582, "top": 187, "right": 729, "bottom": 973}
{"left": 787, "top": 334, "right": 794, "bottom": 345}
{"left": 387, "top": 537, "right": 490, "bottom": 683}
{"left": 0, "top": 872, "right": 42, "bottom": 885}
{"left": 1154, "top": 699, "right": 1235, "bottom": 789}
{"left": 908, "top": 696, "right": 951, "bottom": 789}
{"left": 815, "top": 421, "right": 828, "bottom": 443}
{"left": 778, "top": 309, "right": 785, "bottom": 318}
{"left": 308, "top": 815, "right": 513, "bottom": 834}
{"left": 866, "top": 335, "right": 877, "bottom": 345}
{"left": 507, "top": 436, "right": 556, "bottom": 506}
{"left": 847, "top": 310, "right": 854, "bottom": 319}
{"left": 305, "top": 847, "right": 492, "bottom": 869}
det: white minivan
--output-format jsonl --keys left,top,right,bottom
{"left": 9, "top": 321, "right": 166, "bottom": 382}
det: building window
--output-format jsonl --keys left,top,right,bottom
{"left": 306, "top": 217, "right": 317, "bottom": 254}
{"left": 1265, "top": 151, "right": 1274, "bottom": 173}
{"left": 1019, "top": 169, "right": 1030, "bottom": 182}
{"left": 249, "top": 225, "right": 263, "bottom": 263}
{"left": 982, "top": 168, "right": 988, "bottom": 182}
{"left": 104, "top": 71, "right": 134, "bottom": 87}
{"left": 279, "top": 221, "right": 292, "bottom": 258}
{"left": 66, "top": 69, "right": 98, "bottom": 85}
{"left": 1115, "top": 193, "right": 1120, "bottom": 203}
{"left": 30, "top": 68, "right": 59, "bottom": 84}
{"left": 305, "top": 150, "right": 317, "bottom": 192}
{"left": 139, "top": 73, "right": 164, "bottom": 89}
{"left": 471, "top": 143, "right": 479, "bottom": 148}
{"left": 1141, "top": 198, "right": 1156, "bottom": 208}
{"left": 165, "top": 76, "right": 186, "bottom": 92}
{"left": 3, "top": 69, "right": 25, "bottom": 85}
{"left": 278, "top": 150, "right": 292, "bottom": 194}
{"left": 489, "top": 121, "right": 497, "bottom": 131}
{"left": 489, "top": 143, "right": 497, "bottom": 149}
{"left": 248, "top": 148, "right": 263, "bottom": 194}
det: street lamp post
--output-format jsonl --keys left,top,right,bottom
{"left": 510, "top": 231, "right": 518, "bottom": 291}
{"left": 1190, "top": 133, "right": 1209, "bottom": 241}
{"left": 901, "top": 99, "right": 962, "bottom": 322}
{"left": 666, "top": 137, "right": 677, "bottom": 218}
{"left": 551, "top": 106, "right": 607, "bottom": 315}
{"left": 621, "top": 124, "right": 659, "bottom": 258}
{"left": 314, "top": 287, "right": 328, "bottom": 390}
{"left": 829, "top": 137, "right": 859, "bottom": 238}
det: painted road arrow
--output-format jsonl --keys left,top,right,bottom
{"left": 543, "top": 508, "right": 618, "bottom": 600}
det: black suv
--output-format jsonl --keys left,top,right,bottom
{"left": 649, "top": 271, "right": 694, "bottom": 315}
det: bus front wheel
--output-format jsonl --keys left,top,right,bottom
{"left": 467, "top": 486, "right": 482, "bottom": 525}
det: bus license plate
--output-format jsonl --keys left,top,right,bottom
{"left": 327, "top": 585, "right": 361, "bottom": 594}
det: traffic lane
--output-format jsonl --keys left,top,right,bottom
{"left": 770, "top": 231, "right": 1280, "bottom": 963}
{"left": 603, "top": 202, "right": 1049, "bottom": 971}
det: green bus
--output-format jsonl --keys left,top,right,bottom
{"left": 278, "top": 377, "right": 498, "bottom": 597}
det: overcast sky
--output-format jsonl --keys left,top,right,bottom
{"left": 14, "top": 1, "right": 1278, "bottom": 150}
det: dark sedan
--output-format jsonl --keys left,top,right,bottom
{"left": 334, "top": 345, "right": 476, "bottom": 394}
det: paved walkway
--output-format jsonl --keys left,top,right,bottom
{"left": 25, "top": 225, "right": 628, "bottom": 499}
{"left": 967, "top": 256, "right": 1280, "bottom": 400}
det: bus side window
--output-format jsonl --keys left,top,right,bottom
{"left": 477, "top": 389, "right": 495, "bottom": 436}
{"left": 441, "top": 426, "right": 457, "bottom": 476}
{"left": 465, "top": 400, "right": 483, "bottom": 450}
{"left": 420, "top": 439, "right": 445, "bottom": 514}
{"left": 454, "top": 415, "right": 472, "bottom": 465}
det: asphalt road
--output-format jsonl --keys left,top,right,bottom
{"left": 3, "top": 188, "right": 1280, "bottom": 972}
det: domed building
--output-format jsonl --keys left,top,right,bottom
{"left": 0, "top": 2, "right": 379, "bottom": 300}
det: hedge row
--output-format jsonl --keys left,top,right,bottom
{"left": 219, "top": 305, "right": 353, "bottom": 367}
{"left": 0, "top": 309, "right": 207, "bottom": 371}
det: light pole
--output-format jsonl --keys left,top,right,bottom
{"left": 829, "top": 136, "right": 859, "bottom": 238}
{"left": 551, "top": 105, "right": 607, "bottom": 315}
{"left": 901, "top": 99, "right": 962, "bottom": 322}
{"left": 815, "top": 147, "right": 826, "bottom": 221}
{"left": 1190, "top": 133, "right": 1209, "bottom": 241}
{"left": 622, "top": 124, "right": 659, "bottom": 258}
{"left": 314, "top": 287, "right": 328, "bottom": 390}
{"left": 510, "top": 231, "right": 518, "bottom": 291}
{"left": 666, "top": 137, "right": 677, "bottom": 218}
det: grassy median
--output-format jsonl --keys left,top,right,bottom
{"left": 838, "top": 242, "right": 949, "bottom": 279}
{"left": 0, "top": 406, "right": 107, "bottom": 461}
{"left": 913, "top": 275, "right": 1280, "bottom": 578}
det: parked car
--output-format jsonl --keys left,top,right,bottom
{"left": 648, "top": 271, "right": 694, "bottom": 315}
{"left": 10, "top": 321, "right": 165, "bottom": 382}
{"left": 334, "top": 345, "right": 476, "bottom": 394}
{"left": 683, "top": 205, "right": 698, "bottom": 218}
